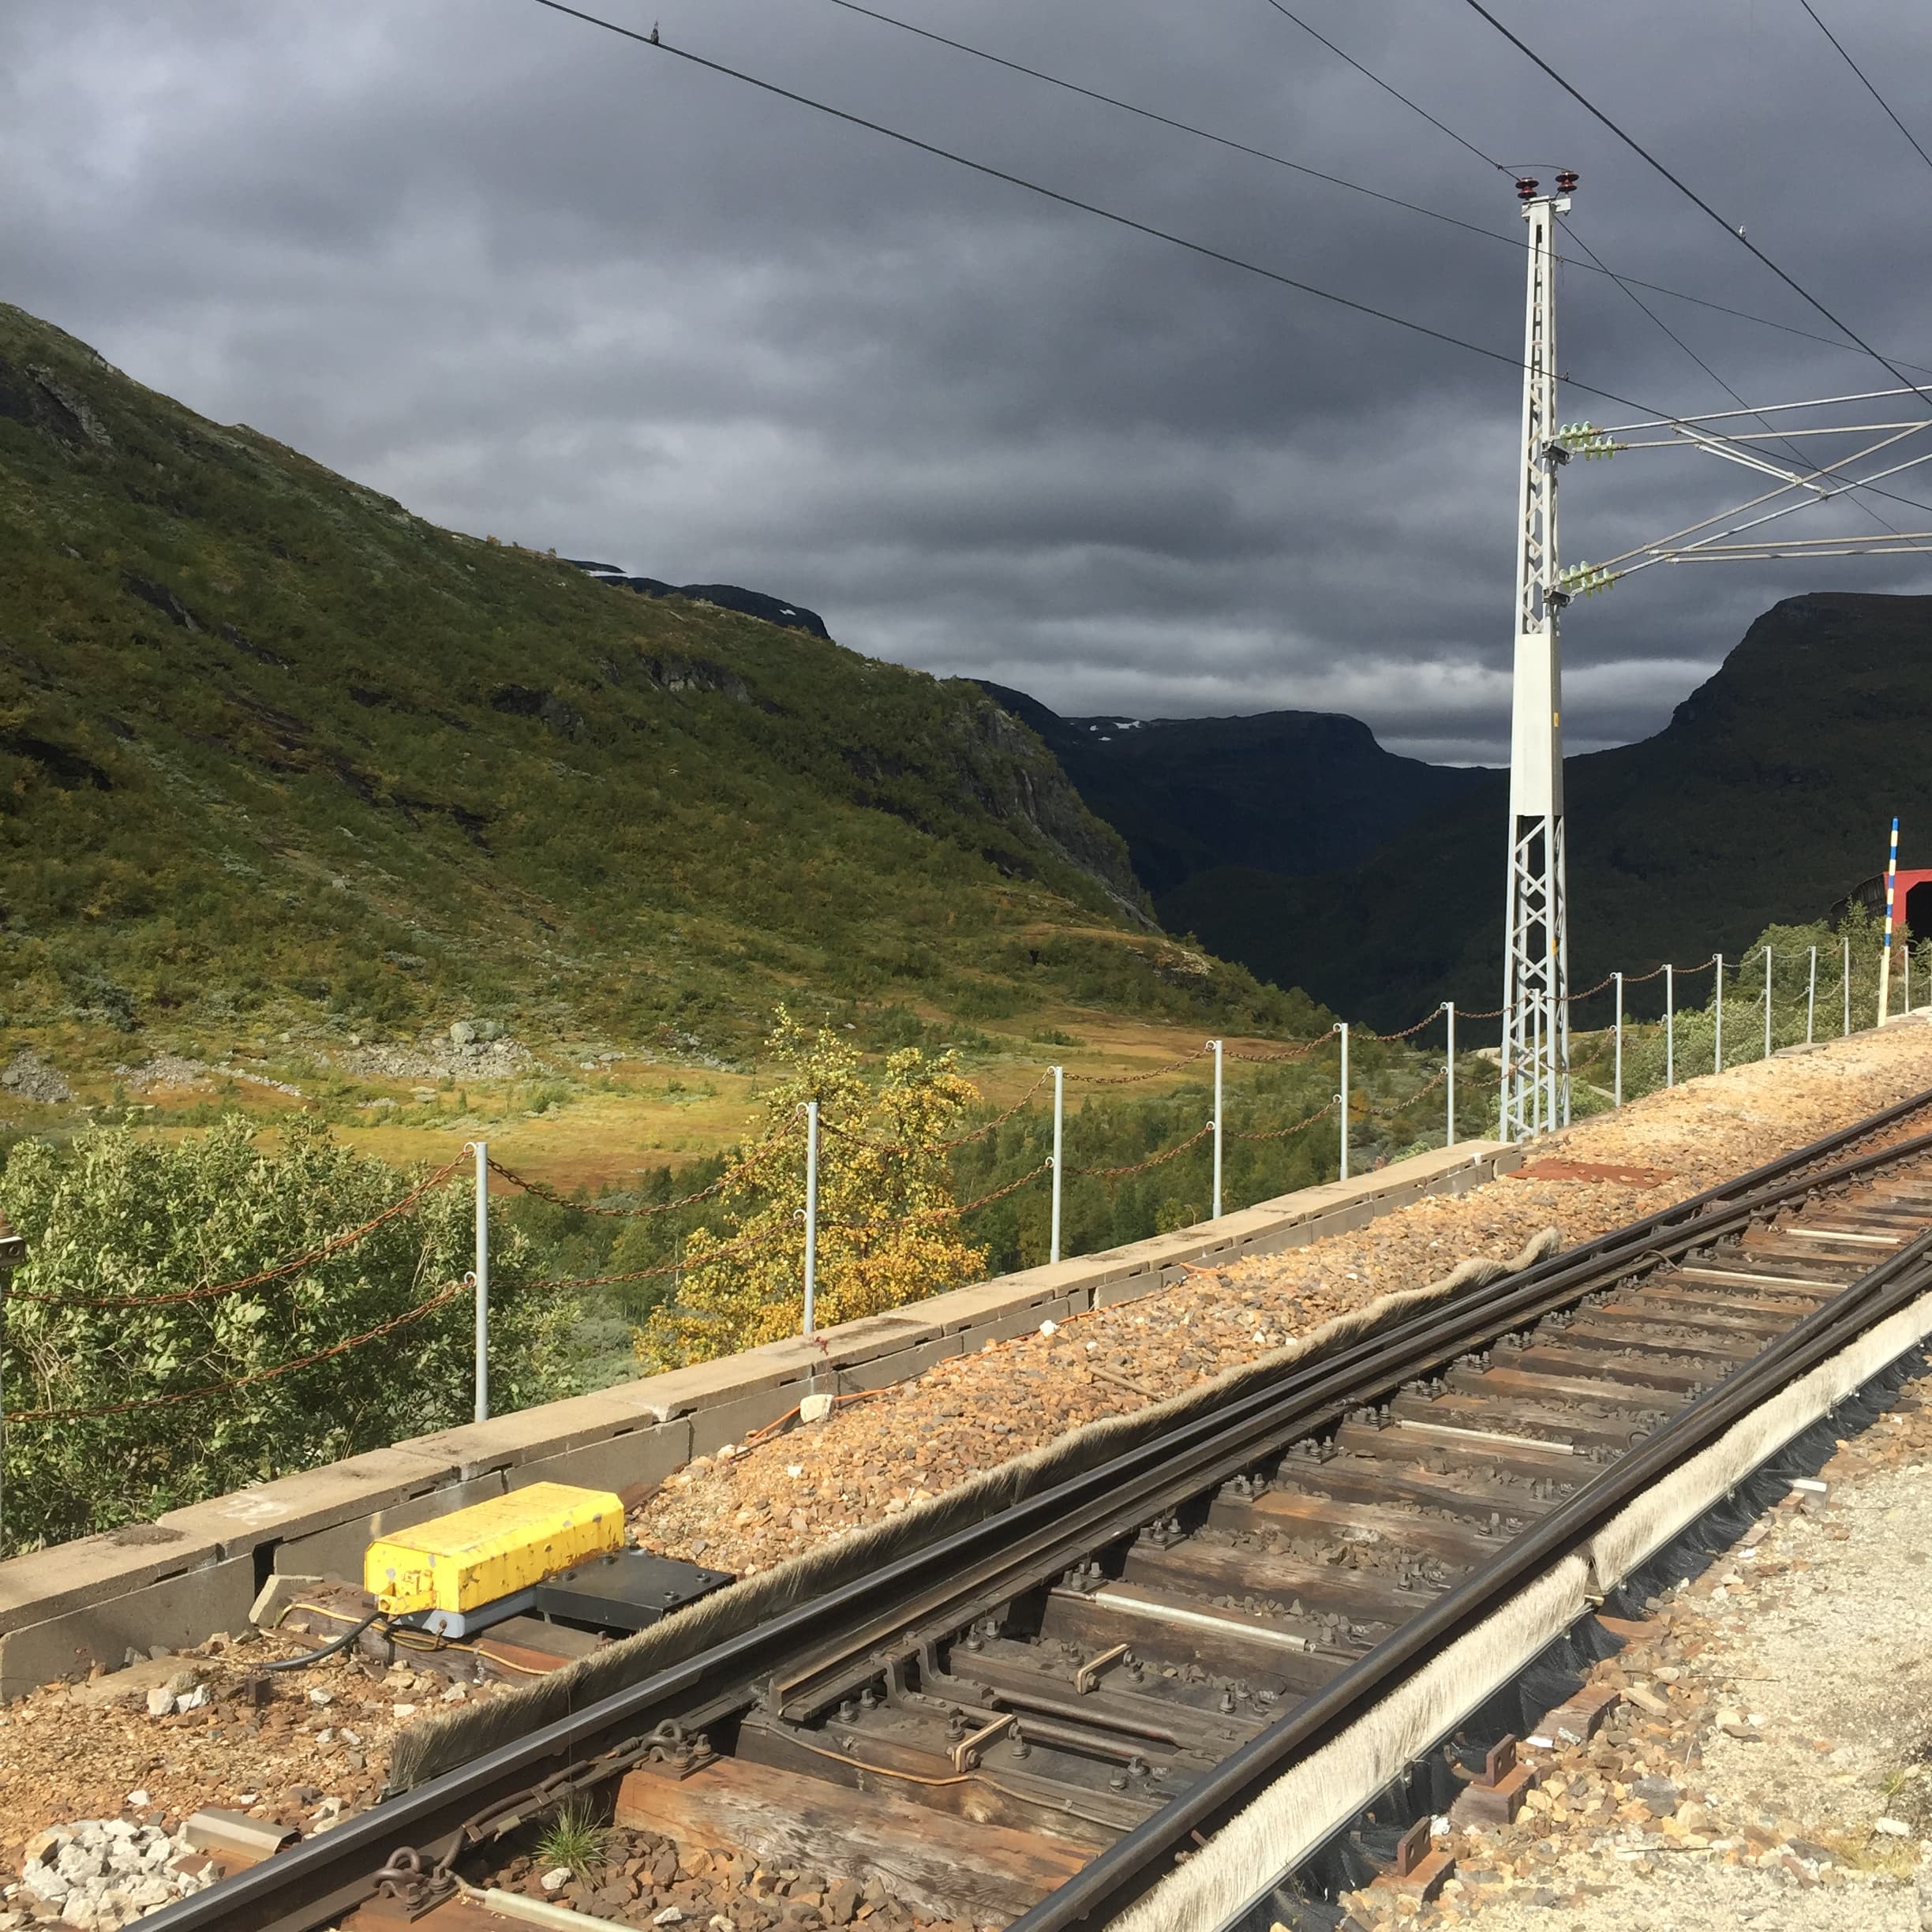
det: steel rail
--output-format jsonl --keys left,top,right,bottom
{"left": 767, "top": 1114, "right": 1932, "bottom": 1723}
{"left": 137, "top": 1084, "right": 1932, "bottom": 1932}
{"left": 1013, "top": 1181, "right": 1932, "bottom": 1930}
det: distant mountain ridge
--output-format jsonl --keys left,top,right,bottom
{"left": 1155, "top": 593, "right": 1932, "bottom": 1027}
{"left": 564, "top": 561, "right": 831, "bottom": 639}
{"left": 972, "top": 681, "right": 1486, "bottom": 899}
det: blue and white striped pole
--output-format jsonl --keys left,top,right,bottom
{"left": 1880, "top": 817, "right": 1900, "bottom": 1025}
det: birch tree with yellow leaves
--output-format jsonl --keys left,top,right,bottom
{"left": 635, "top": 1009, "right": 987, "bottom": 1367}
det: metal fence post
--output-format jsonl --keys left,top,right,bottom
{"left": 1909, "top": 943, "right": 1915, "bottom": 1018}
{"left": 1764, "top": 945, "right": 1773, "bottom": 1061}
{"left": 470, "top": 1140, "right": 489, "bottom": 1424}
{"left": 802, "top": 1101, "right": 819, "bottom": 1339}
{"left": 1714, "top": 953, "right": 1724, "bottom": 1073}
{"left": 1050, "top": 1065, "right": 1064, "bottom": 1265}
{"left": 1338, "top": 1023, "right": 1350, "bottom": 1182}
{"left": 1807, "top": 945, "right": 1817, "bottom": 1045}
{"left": 1443, "top": 1002, "right": 1455, "bottom": 1145}
{"left": 1210, "top": 1039, "right": 1223, "bottom": 1219}
{"left": 1844, "top": 935, "right": 1852, "bottom": 1036}
{"left": 1665, "top": 964, "right": 1675, "bottom": 1088}
{"left": 1613, "top": 972, "right": 1623, "bottom": 1108}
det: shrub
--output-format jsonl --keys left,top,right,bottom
{"left": 0, "top": 1114, "right": 575, "bottom": 1554}
{"left": 635, "top": 1009, "right": 986, "bottom": 1366}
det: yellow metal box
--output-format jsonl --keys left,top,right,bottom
{"left": 365, "top": 1481, "right": 625, "bottom": 1618}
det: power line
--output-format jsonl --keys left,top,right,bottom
{"left": 1254, "top": 0, "right": 1511, "bottom": 175}
{"left": 529, "top": 2, "right": 1932, "bottom": 525}
{"left": 1560, "top": 215, "right": 1905, "bottom": 530}
{"left": 822, "top": 0, "right": 1514, "bottom": 251}
{"left": 1797, "top": 0, "right": 1932, "bottom": 178}
{"left": 824, "top": 0, "right": 1932, "bottom": 378}
{"left": 1453, "top": 0, "right": 1932, "bottom": 409}
{"left": 530, "top": 2, "right": 1536, "bottom": 380}
{"left": 1241, "top": 0, "right": 1923, "bottom": 511}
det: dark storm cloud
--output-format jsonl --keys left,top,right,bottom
{"left": 6, "top": 0, "right": 1932, "bottom": 760}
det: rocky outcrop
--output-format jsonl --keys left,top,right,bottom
{"left": 567, "top": 564, "right": 832, "bottom": 639}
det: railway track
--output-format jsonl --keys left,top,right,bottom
{"left": 139, "top": 1089, "right": 1932, "bottom": 1932}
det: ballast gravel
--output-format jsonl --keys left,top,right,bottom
{"left": 0, "top": 1640, "right": 500, "bottom": 1892}
{"left": 633, "top": 1020, "right": 1932, "bottom": 1578}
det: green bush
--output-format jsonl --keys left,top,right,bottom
{"left": 1590, "top": 908, "right": 1914, "bottom": 1104}
{"left": 0, "top": 1114, "right": 576, "bottom": 1555}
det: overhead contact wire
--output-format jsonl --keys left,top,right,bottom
{"left": 1796, "top": 0, "right": 1932, "bottom": 178}
{"left": 530, "top": 2, "right": 1547, "bottom": 386}
{"left": 1455, "top": 0, "right": 1932, "bottom": 411}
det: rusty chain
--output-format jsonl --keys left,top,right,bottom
{"left": 485, "top": 1118, "right": 800, "bottom": 1221}
{"left": 1063, "top": 1045, "right": 1211, "bottom": 1086}
{"left": 1069, "top": 1120, "right": 1213, "bottom": 1180}
{"left": 1224, "top": 1097, "right": 1336, "bottom": 1143}
{"left": 6, "top": 1155, "right": 470, "bottom": 1309}
{"left": 7, "top": 1276, "right": 471, "bottom": 1423}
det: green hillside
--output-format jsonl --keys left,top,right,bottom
{"left": 1163, "top": 592, "right": 1932, "bottom": 1029}
{"left": 0, "top": 303, "right": 1316, "bottom": 1067}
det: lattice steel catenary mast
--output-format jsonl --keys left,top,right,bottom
{"left": 1499, "top": 170, "right": 1578, "bottom": 1141}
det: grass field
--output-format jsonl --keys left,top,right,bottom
{"left": 0, "top": 999, "right": 1335, "bottom": 1194}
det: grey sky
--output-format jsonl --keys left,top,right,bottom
{"left": 7, "top": 0, "right": 1932, "bottom": 761}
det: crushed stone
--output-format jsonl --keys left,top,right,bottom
{"left": 0, "top": 1051, "right": 73, "bottom": 1106}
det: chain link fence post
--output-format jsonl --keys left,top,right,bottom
{"left": 1613, "top": 972, "right": 1623, "bottom": 1108}
{"left": 1715, "top": 953, "right": 1724, "bottom": 1074}
{"left": 1050, "top": 1066, "right": 1064, "bottom": 1265}
{"left": 1443, "top": 1002, "right": 1455, "bottom": 1145}
{"left": 467, "top": 1140, "right": 489, "bottom": 1424}
{"left": 1807, "top": 944, "right": 1817, "bottom": 1046}
{"left": 1209, "top": 1040, "right": 1223, "bottom": 1219}
{"left": 1338, "top": 1023, "right": 1350, "bottom": 1181}
{"left": 802, "top": 1101, "right": 819, "bottom": 1341}
{"left": 1666, "top": 964, "right": 1676, "bottom": 1087}
{"left": 1764, "top": 945, "right": 1773, "bottom": 1061}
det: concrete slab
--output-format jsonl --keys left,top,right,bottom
{"left": 155, "top": 1445, "right": 459, "bottom": 1557}
{"left": 687, "top": 1384, "right": 810, "bottom": 1458}
{"left": 504, "top": 1419, "right": 694, "bottom": 1498}
{"left": 0, "top": 1553, "right": 256, "bottom": 1700}
{"left": 835, "top": 1331, "right": 963, "bottom": 1395}
{"left": 0, "top": 1522, "right": 227, "bottom": 1635}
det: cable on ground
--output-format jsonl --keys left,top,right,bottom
{"left": 259, "top": 1611, "right": 384, "bottom": 1672}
